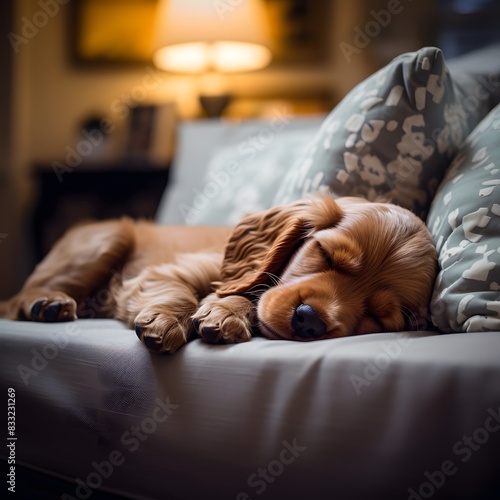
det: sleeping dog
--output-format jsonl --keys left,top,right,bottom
{"left": 0, "top": 195, "right": 437, "bottom": 353}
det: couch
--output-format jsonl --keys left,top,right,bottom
{"left": 1, "top": 46, "right": 500, "bottom": 500}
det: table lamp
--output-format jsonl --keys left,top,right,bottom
{"left": 152, "top": 0, "right": 273, "bottom": 117}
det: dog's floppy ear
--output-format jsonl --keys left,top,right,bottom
{"left": 217, "top": 195, "right": 344, "bottom": 297}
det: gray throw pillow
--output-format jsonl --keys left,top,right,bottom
{"left": 427, "top": 102, "right": 500, "bottom": 332}
{"left": 273, "top": 47, "right": 493, "bottom": 219}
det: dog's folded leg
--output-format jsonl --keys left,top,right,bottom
{"left": 0, "top": 219, "right": 134, "bottom": 321}
{"left": 192, "top": 293, "right": 255, "bottom": 345}
{"left": 116, "top": 253, "right": 223, "bottom": 354}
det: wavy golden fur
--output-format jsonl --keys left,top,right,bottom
{"left": 0, "top": 195, "right": 437, "bottom": 352}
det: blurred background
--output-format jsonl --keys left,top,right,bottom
{"left": 1, "top": 0, "right": 499, "bottom": 299}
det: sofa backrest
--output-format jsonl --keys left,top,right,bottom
{"left": 155, "top": 114, "right": 325, "bottom": 226}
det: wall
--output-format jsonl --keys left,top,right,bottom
{"left": 0, "top": 0, "right": 21, "bottom": 299}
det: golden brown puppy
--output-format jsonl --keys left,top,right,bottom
{"left": 0, "top": 195, "right": 437, "bottom": 353}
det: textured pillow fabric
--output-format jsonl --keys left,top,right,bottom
{"left": 427, "top": 103, "right": 500, "bottom": 333}
{"left": 273, "top": 47, "right": 492, "bottom": 219}
{"left": 185, "top": 121, "right": 322, "bottom": 226}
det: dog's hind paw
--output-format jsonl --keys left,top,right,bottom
{"left": 29, "top": 294, "right": 77, "bottom": 322}
{"left": 192, "top": 295, "right": 255, "bottom": 345}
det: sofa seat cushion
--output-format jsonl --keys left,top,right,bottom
{"left": 1, "top": 318, "right": 500, "bottom": 499}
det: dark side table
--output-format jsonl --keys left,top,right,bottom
{"left": 32, "top": 163, "right": 169, "bottom": 261}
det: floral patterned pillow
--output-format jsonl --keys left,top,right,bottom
{"left": 427, "top": 103, "right": 500, "bottom": 333}
{"left": 273, "top": 47, "right": 492, "bottom": 219}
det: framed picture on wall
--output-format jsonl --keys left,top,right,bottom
{"left": 69, "top": 0, "right": 331, "bottom": 67}
{"left": 69, "top": 0, "right": 158, "bottom": 66}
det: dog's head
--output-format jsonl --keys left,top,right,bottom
{"left": 217, "top": 194, "right": 437, "bottom": 341}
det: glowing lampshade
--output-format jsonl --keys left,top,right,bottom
{"left": 152, "top": 0, "right": 272, "bottom": 73}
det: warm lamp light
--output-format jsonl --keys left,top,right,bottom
{"left": 152, "top": 0, "right": 272, "bottom": 73}
{"left": 152, "top": 0, "right": 273, "bottom": 116}
{"left": 154, "top": 41, "right": 272, "bottom": 73}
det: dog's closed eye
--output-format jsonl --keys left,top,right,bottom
{"left": 317, "top": 242, "right": 333, "bottom": 270}
{"left": 280, "top": 233, "right": 363, "bottom": 285}
{"left": 314, "top": 233, "right": 363, "bottom": 275}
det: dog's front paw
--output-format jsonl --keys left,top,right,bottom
{"left": 134, "top": 311, "right": 194, "bottom": 354}
{"left": 192, "top": 295, "right": 255, "bottom": 345}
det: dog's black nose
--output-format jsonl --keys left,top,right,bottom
{"left": 292, "top": 304, "right": 326, "bottom": 339}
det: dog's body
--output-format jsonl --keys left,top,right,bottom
{"left": 0, "top": 195, "right": 437, "bottom": 353}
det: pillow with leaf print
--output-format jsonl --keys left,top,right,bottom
{"left": 273, "top": 47, "right": 495, "bottom": 219}
{"left": 426, "top": 102, "right": 500, "bottom": 333}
